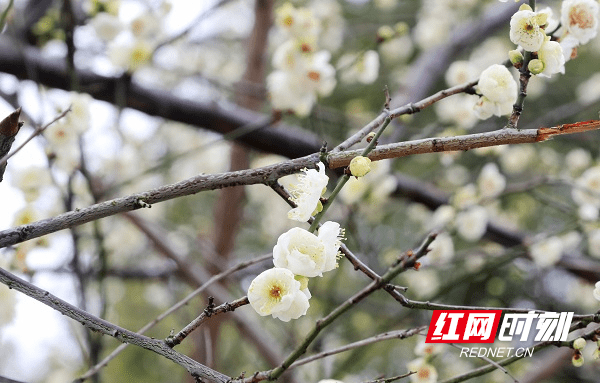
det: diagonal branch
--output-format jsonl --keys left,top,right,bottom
{"left": 0, "top": 267, "right": 230, "bottom": 383}
{"left": 2, "top": 121, "right": 599, "bottom": 249}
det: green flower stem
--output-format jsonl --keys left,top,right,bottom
{"left": 308, "top": 116, "right": 393, "bottom": 233}
{"left": 268, "top": 233, "right": 435, "bottom": 381}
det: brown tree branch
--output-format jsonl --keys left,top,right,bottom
{"left": 0, "top": 267, "right": 230, "bottom": 383}
{"left": 2, "top": 121, "right": 599, "bottom": 250}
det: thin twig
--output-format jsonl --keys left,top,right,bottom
{"left": 0, "top": 107, "right": 71, "bottom": 169}
{"left": 0, "top": 267, "right": 230, "bottom": 383}
{"left": 78, "top": 253, "right": 270, "bottom": 381}
{"left": 289, "top": 327, "right": 426, "bottom": 369}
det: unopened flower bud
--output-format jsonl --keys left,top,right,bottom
{"left": 519, "top": 4, "right": 533, "bottom": 12}
{"left": 572, "top": 353, "right": 584, "bottom": 367}
{"left": 394, "top": 22, "right": 409, "bottom": 36}
{"left": 377, "top": 25, "right": 395, "bottom": 42}
{"left": 509, "top": 49, "right": 524, "bottom": 66}
{"left": 573, "top": 338, "right": 587, "bottom": 350}
{"left": 593, "top": 348, "right": 600, "bottom": 360}
{"left": 528, "top": 59, "right": 545, "bottom": 75}
{"left": 349, "top": 156, "right": 371, "bottom": 177}
{"left": 366, "top": 132, "right": 377, "bottom": 143}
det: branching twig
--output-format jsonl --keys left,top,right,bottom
{"left": 289, "top": 326, "right": 426, "bottom": 369}
{"left": 78, "top": 253, "right": 270, "bottom": 381}
{"left": 0, "top": 267, "right": 230, "bottom": 383}
{"left": 166, "top": 296, "right": 250, "bottom": 348}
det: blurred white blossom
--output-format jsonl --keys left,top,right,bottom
{"left": 587, "top": 229, "right": 600, "bottom": 258}
{"left": 407, "top": 357, "right": 438, "bottom": 383}
{"left": 338, "top": 50, "right": 380, "bottom": 85}
{"left": 572, "top": 166, "right": 600, "bottom": 207}
{"left": 529, "top": 236, "right": 564, "bottom": 267}
{"left": 593, "top": 281, "right": 600, "bottom": 301}
{"left": 477, "top": 163, "right": 506, "bottom": 199}
{"left": 427, "top": 232, "right": 455, "bottom": 264}
{"left": 560, "top": 0, "right": 599, "bottom": 45}
{"left": 90, "top": 13, "right": 123, "bottom": 41}
{"left": 456, "top": 205, "right": 488, "bottom": 242}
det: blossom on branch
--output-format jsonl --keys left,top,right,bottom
{"left": 560, "top": 0, "right": 599, "bottom": 45}
{"left": 247, "top": 267, "right": 310, "bottom": 322}
{"left": 288, "top": 162, "right": 329, "bottom": 222}
{"left": 474, "top": 64, "right": 517, "bottom": 119}
{"left": 273, "top": 221, "right": 343, "bottom": 277}
{"left": 509, "top": 5, "right": 548, "bottom": 52}
{"left": 537, "top": 37, "right": 566, "bottom": 77}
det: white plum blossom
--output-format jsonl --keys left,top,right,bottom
{"left": 572, "top": 166, "right": 600, "bottom": 207}
{"left": 407, "top": 357, "right": 438, "bottom": 383}
{"left": 452, "top": 184, "right": 478, "bottom": 209}
{"left": 561, "top": 0, "right": 599, "bottom": 45}
{"left": 537, "top": 38, "right": 565, "bottom": 77}
{"left": 273, "top": 221, "right": 343, "bottom": 277}
{"left": 565, "top": 148, "right": 592, "bottom": 174}
{"left": 587, "top": 229, "right": 600, "bottom": 258}
{"left": 429, "top": 205, "right": 456, "bottom": 230}
{"left": 477, "top": 163, "right": 506, "bottom": 199}
{"left": 560, "top": 35, "right": 580, "bottom": 61}
{"left": 478, "top": 65, "right": 518, "bottom": 104}
{"left": 267, "top": 51, "right": 336, "bottom": 116}
{"left": 475, "top": 64, "right": 517, "bottom": 119}
{"left": 576, "top": 72, "right": 600, "bottom": 105}
{"left": 509, "top": 6, "right": 548, "bottom": 52}
{"left": 11, "top": 166, "right": 52, "bottom": 202}
{"left": 436, "top": 94, "right": 479, "bottom": 129}
{"left": 445, "top": 60, "right": 478, "bottom": 87}
{"left": 108, "top": 38, "right": 153, "bottom": 73}
{"left": 529, "top": 236, "right": 564, "bottom": 268}
{"left": 90, "top": 13, "right": 123, "bottom": 41}
{"left": 288, "top": 162, "right": 329, "bottom": 222}
{"left": 427, "top": 232, "right": 455, "bottom": 264}
{"left": 338, "top": 50, "right": 380, "bottom": 85}
{"left": 275, "top": 2, "right": 321, "bottom": 40}
{"left": 455, "top": 205, "right": 488, "bottom": 242}
{"left": 247, "top": 268, "right": 310, "bottom": 322}
{"left": 593, "top": 281, "right": 600, "bottom": 301}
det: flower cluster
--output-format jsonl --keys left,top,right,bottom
{"left": 507, "top": 1, "right": 599, "bottom": 78}
{"left": 248, "top": 161, "right": 345, "bottom": 321}
{"left": 248, "top": 222, "right": 344, "bottom": 321}
{"left": 90, "top": 2, "right": 172, "bottom": 73}
{"left": 267, "top": 3, "right": 337, "bottom": 116}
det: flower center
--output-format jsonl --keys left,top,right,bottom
{"left": 570, "top": 5, "right": 594, "bottom": 29}
{"left": 269, "top": 285, "right": 282, "bottom": 300}
{"left": 307, "top": 71, "right": 320, "bottom": 81}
